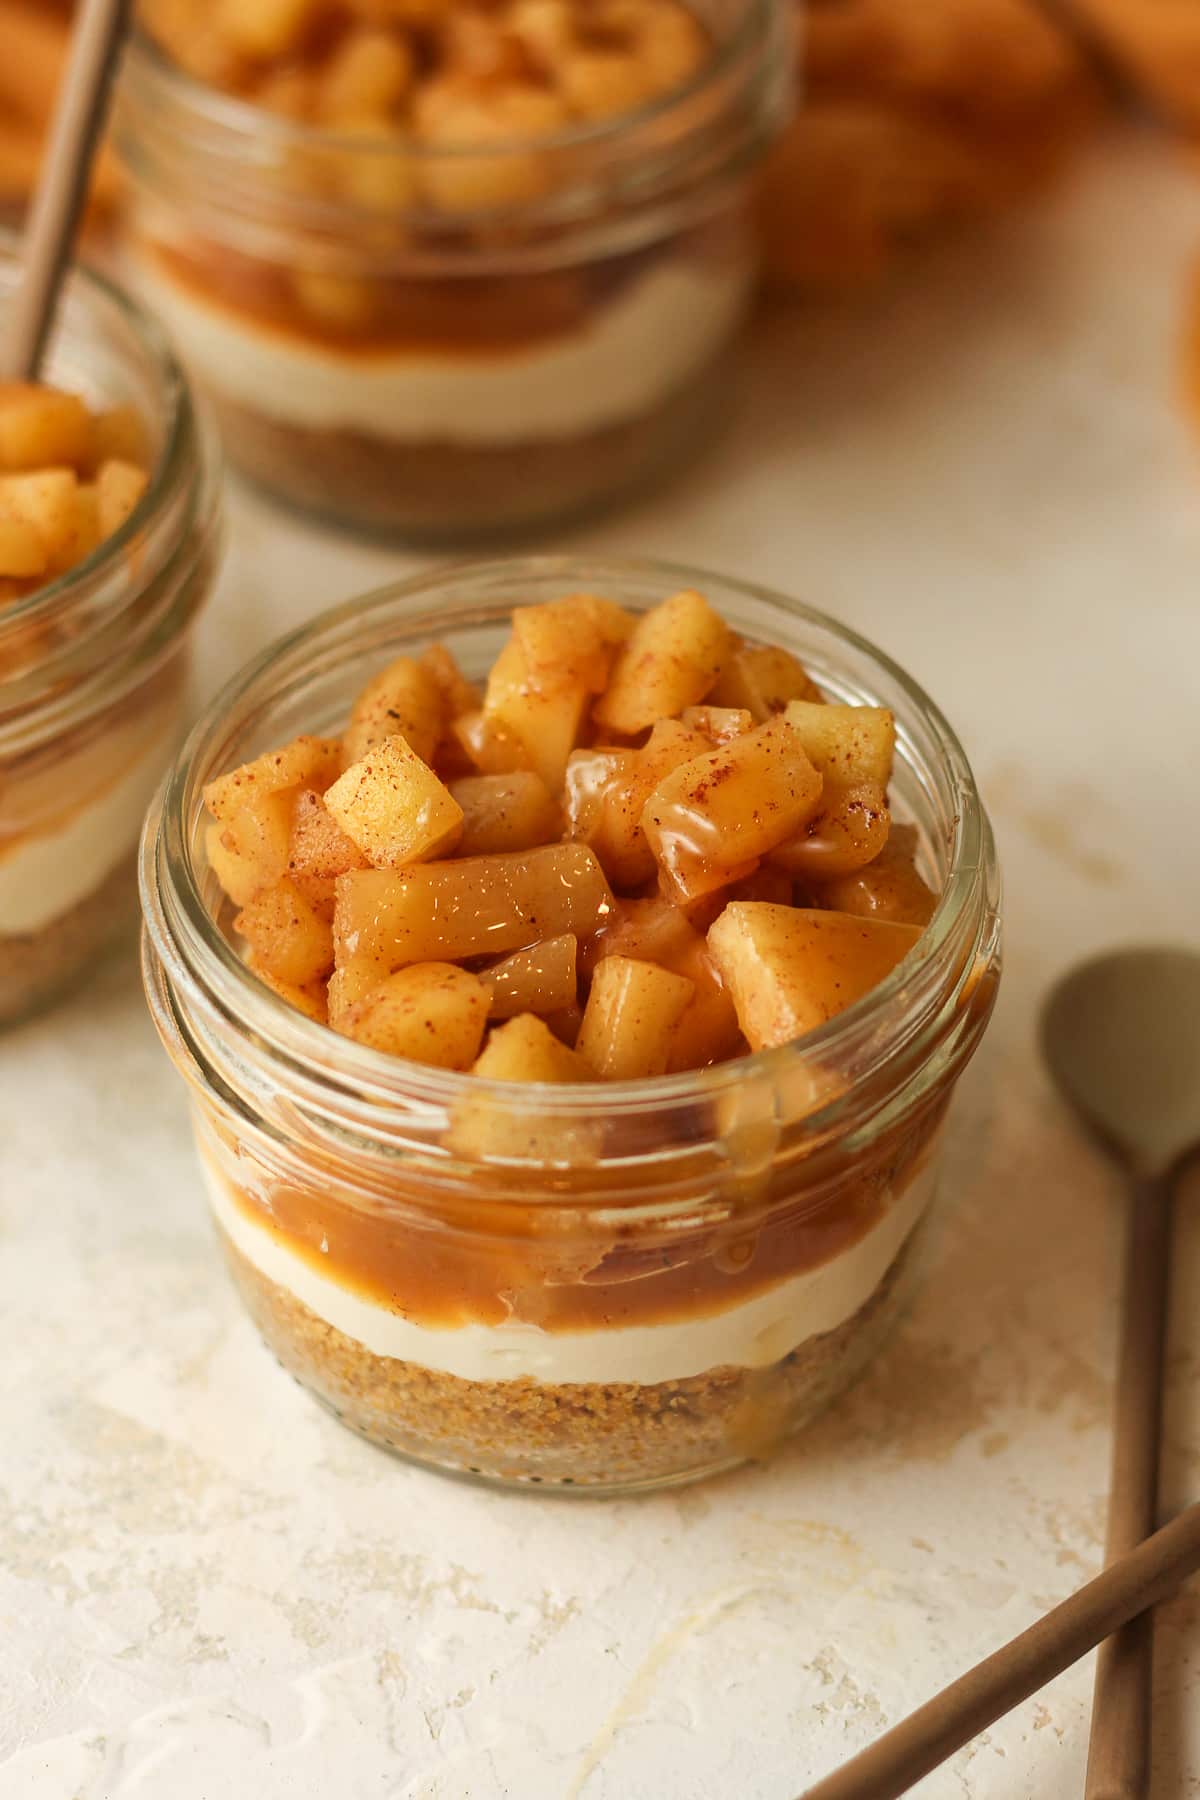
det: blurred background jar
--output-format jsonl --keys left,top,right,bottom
{"left": 115, "top": 0, "right": 792, "bottom": 539}
{"left": 0, "top": 242, "right": 220, "bottom": 1028}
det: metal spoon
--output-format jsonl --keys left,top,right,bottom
{"left": 1042, "top": 947, "right": 1200, "bottom": 1800}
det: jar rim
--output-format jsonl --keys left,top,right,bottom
{"left": 0, "top": 231, "right": 195, "bottom": 637}
{"left": 125, "top": 0, "right": 784, "bottom": 165}
{"left": 143, "top": 554, "right": 1000, "bottom": 1133}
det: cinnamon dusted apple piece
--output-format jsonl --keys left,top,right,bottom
{"left": 234, "top": 876, "right": 335, "bottom": 987}
{"left": 449, "top": 771, "right": 561, "bottom": 855}
{"left": 576, "top": 954, "right": 694, "bottom": 1080}
{"left": 573, "top": 720, "right": 709, "bottom": 889}
{"left": 771, "top": 701, "right": 895, "bottom": 879}
{"left": 205, "top": 734, "right": 342, "bottom": 897}
{"left": 641, "top": 716, "right": 824, "bottom": 904}
{"left": 511, "top": 593, "right": 631, "bottom": 697}
{"left": 707, "top": 903, "right": 922, "bottom": 1050}
{"left": 342, "top": 963, "right": 489, "bottom": 1066}
{"left": 810, "top": 823, "right": 937, "bottom": 927}
{"left": 483, "top": 934, "right": 578, "bottom": 1019}
{"left": 482, "top": 635, "right": 589, "bottom": 791}
{"left": 324, "top": 734, "right": 464, "bottom": 867}
{"left": 592, "top": 589, "right": 731, "bottom": 735}
{"left": 710, "top": 640, "right": 823, "bottom": 719}
{"left": 286, "top": 788, "right": 370, "bottom": 920}
{"left": 330, "top": 843, "right": 613, "bottom": 1018}
{"left": 341, "top": 653, "right": 445, "bottom": 768}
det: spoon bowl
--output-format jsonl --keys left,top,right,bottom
{"left": 1041, "top": 946, "right": 1200, "bottom": 1178}
{"left": 1041, "top": 944, "right": 1200, "bottom": 1800}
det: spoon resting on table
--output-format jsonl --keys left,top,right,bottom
{"left": 1042, "top": 946, "right": 1200, "bottom": 1800}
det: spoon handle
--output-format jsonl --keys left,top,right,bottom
{"left": 798, "top": 1500, "right": 1200, "bottom": 1800}
{"left": 1085, "top": 1173, "right": 1174, "bottom": 1800}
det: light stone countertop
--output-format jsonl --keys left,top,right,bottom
{"left": 3, "top": 126, "right": 1200, "bottom": 1799}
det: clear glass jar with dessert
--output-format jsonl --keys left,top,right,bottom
{"left": 0, "top": 241, "right": 221, "bottom": 1027}
{"left": 141, "top": 557, "right": 1001, "bottom": 1493}
{"left": 116, "top": 0, "right": 791, "bottom": 538}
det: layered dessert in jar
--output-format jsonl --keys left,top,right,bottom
{"left": 141, "top": 560, "right": 1000, "bottom": 1490}
{"left": 0, "top": 249, "right": 219, "bottom": 1026}
{"left": 118, "top": 0, "right": 791, "bottom": 535}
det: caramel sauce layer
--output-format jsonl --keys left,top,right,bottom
{"left": 206, "top": 1096, "right": 946, "bottom": 1335}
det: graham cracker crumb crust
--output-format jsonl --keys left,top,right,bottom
{"left": 219, "top": 1215, "right": 929, "bottom": 1489}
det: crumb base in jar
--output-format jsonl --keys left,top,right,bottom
{"left": 0, "top": 851, "right": 138, "bottom": 1028}
{"left": 220, "top": 1220, "right": 928, "bottom": 1490}
{"left": 199, "top": 366, "right": 727, "bottom": 537}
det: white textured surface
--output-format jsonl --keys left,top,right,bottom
{"left": 3, "top": 129, "right": 1200, "bottom": 1797}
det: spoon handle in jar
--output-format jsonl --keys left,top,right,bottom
{"left": 1085, "top": 1172, "right": 1174, "bottom": 1800}
{"left": 1, "top": 0, "right": 131, "bottom": 382}
{"left": 798, "top": 1500, "right": 1200, "bottom": 1800}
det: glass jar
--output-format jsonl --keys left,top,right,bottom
{"left": 140, "top": 557, "right": 1001, "bottom": 1493}
{"left": 0, "top": 244, "right": 221, "bottom": 1028}
{"left": 115, "top": 1, "right": 792, "bottom": 539}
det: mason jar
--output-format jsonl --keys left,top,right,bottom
{"left": 140, "top": 556, "right": 1001, "bottom": 1493}
{"left": 115, "top": 0, "right": 792, "bottom": 538}
{"left": 0, "top": 244, "right": 221, "bottom": 1028}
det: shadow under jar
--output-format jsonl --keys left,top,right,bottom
{"left": 115, "top": 0, "right": 792, "bottom": 540}
{"left": 0, "top": 247, "right": 221, "bottom": 1029}
{"left": 140, "top": 557, "right": 1001, "bottom": 1493}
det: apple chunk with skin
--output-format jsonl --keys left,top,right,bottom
{"left": 324, "top": 733, "right": 463, "bottom": 868}
{"left": 707, "top": 903, "right": 922, "bottom": 1050}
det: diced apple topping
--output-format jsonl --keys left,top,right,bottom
{"left": 710, "top": 640, "right": 823, "bottom": 719}
{"left": 0, "top": 385, "right": 152, "bottom": 608}
{"left": 809, "top": 823, "right": 937, "bottom": 927}
{"left": 577, "top": 954, "right": 694, "bottom": 1079}
{"left": 234, "top": 876, "right": 335, "bottom": 987}
{"left": 206, "top": 590, "right": 939, "bottom": 1085}
{"left": 287, "top": 788, "right": 370, "bottom": 920}
{"left": 641, "top": 716, "right": 824, "bottom": 904}
{"left": 449, "top": 770, "right": 561, "bottom": 855}
{"left": 708, "top": 904, "right": 922, "bottom": 1050}
{"left": 483, "top": 636, "right": 588, "bottom": 791}
{"left": 483, "top": 934, "right": 578, "bottom": 1018}
{"left": 324, "top": 734, "right": 464, "bottom": 867}
{"left": 331, "top": 843, "right": 613, "bottom": 1007}
{"left": 341, "top": 653, "right": 445, "bottom": 768}
{"left": 592, "top": 589, "right": 731, "bottom": 735}
{"left": 342, "top": 963, "right": 489, "bottom": 1066}
{"left": 770, "top": 701, "right": 895, "bottom": 878}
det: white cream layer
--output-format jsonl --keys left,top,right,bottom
{"left": 0, "top": 738, "right": 169, "bottom": 936}
{"left": 136, "top": 254, "right": 750, "bottom": 445}
{"left": 204, "top": 1155, "right": 937, "bottom": 1387}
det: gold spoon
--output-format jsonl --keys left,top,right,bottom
{"left": 1042, "top": 947, "right": 1200, "bottom": 1799}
